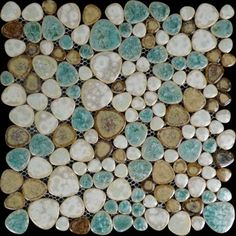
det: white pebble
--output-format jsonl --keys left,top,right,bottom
{"left": 172, "top": 71, "right": 186, "bottom": 85}
{"left": 105, "top": 3, "right": 124, "bottom": 25}
{"left": 215, "top": 109, "right": 231, "bottom": 123}
{"left": 84, "top": 129, "right": 98, "bottom": 144}
{"left": 121, "top": 61, "right": 136, "bottom": 76}
{"left": 144, "top": 91, "right": 158, "bottom": 106}
{"left": 113, "top": 135, "right": 128, "bottom": 149}
{"left": 131, "top": 96, "right": 146, "bottom": 111}
{"left": 136, "top": 57, "right": 150, "bottom": 72}
{"left": 22, "top": 3, "right": 44, "bottom": 21}
{"left": 201, "top": 166, "right": 216, "bottom": 180}
{"left": 102, "top": 158, "right": 116, "bottom": 172}
{"left": 155, "top": 30, "right": 169, "bottom": 45}
{"left": 41, "top": 79, "right": 62, "bottom": 99}
{"left": 112, "top": 92, "right": 132, "bottom": 112}
{"left": 27, "top": 93, "right": 48, "bottom": 111}
{"left": 0, "top": 1, "right": 21, "bottom": 22}
{"left": 191, "top": 216, "right": 205, "bottom": 231}
{"left": 126, "top": 147, "right": 141, "bottom": 160}
{"left": 220, "top": 4, "right": 234, "bottom": 19}
{"left": 190, "top": 110, "right": 211, "bottom": 127}
{"left": 180, "top": 6, "right": 195, "bottom": 21}
{"left": 72, "top": 162, "right": 87, "bottom": 176}
{"left": 218, "top": 38, "right": 233, "bottom": 53}
{"left": 196, "top": 127, "right": 209, "bottom": 142}
{"left": 71, "top": 25, "right": 90, "bottom": 45}
{"left": 188, "top": 177, "right": 206, "bottom": 197}
{"left": 217, "top": 129, "right": 235, "bottom": 150}
{"left": 56, "top": 216, "right": 69, "bottom": 231}
{"left": 207, "top": 178, "right": 221, "bottom": 192}
{"left": 203, "top": 84, "right": 218, "bottom": 98}
{"left": 79, "top": 66, "right": 93, "bottom": 81}
{"left": 152, "top": 102, "right": 166, "bottom": 117}
{"left": 182, "top": 125, "right": 195, "bottom": 139}
{"left": 209, "top": 120, "right": 224, "bottom": 134}
{"left": 147, "top": 76, "right": 161, "bottom": 91}
{"left": 4, "top": 39, "right": 26, "bottom": 57}
{"left": 198, "top": 152, "right": 213, "bottom": 166}
{"left": 164, "top": 149, "right": 178, "bottom": 163}
{"left": 133, "top": 23, "right": 146, "bottom": 38}
{"left": 40, "top": 40, "right": 54, "bottom": 55}
{"left": 150, "top": 117, "right": 164, "bottom": 131}
{"left": 114, "top": 163, "right": 128, "bottom": 178}
{"left": 143, "top": 195, "right": 157, "bottom": 208}
{"left": 49, "top": 148, "right": 70, "bottom": 166}
{"left": 126, "top": 72, "right": 147, "bottom": 96}
{"left": 175, "top": 173, "right": 189, "bottom": 188}
{"left": 187, "top": 70, "right": 207, "bottom": 89}
{"left": 87, "top": 159, "right": 102, "bottom": 173}
{"left": 125, "top": 108, "right": 138, "bottom": 122}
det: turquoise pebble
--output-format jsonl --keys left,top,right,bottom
{"left": 203, "top": 138, "right": 217, "bottom": 153}
{"left": 29, "top": 134, "right": 54, "bottom": 157}
{"left": 175, "top": 188, "right": 190, "bottom": 202}
{"left": 118, "top": 36, "right": 142, "bottom": 61}
{"left": 141, "top": 137, "right": 164, "bottom": 161}
{"left": 66, "top": 85, "right": 80, "bottom": 99}
{"left": 119, "top": 200, "right": 132, "bottom": 214}
{"left": 93, "top": 171, "right": 114, "bottom": 189}
{"left": 147, "top": 45, "right": 168, "bottom": 64}
{"left": 133, "top": 217, "right": 148, "bottom": 231}
{"left": 23, "top": 22, "right": 42, "bottom": 43}
{"left": 119, "top": 22, "right": 132, "bottom": 38}
{"left": 125, "top": 122, "right": 147, "bottom": 147}
{"left": 113, "top": 215, "right": 133, "bottom": 232}
{"left": 59, "top": 35, "right": 73, "bottom": 50}
{"left": 187, "top": 52, "right": 208, "bottom": 69}
{"left": 217, "top": 188, "right": 232, "bottom": 202}
{"left": 203, "top": 202, "right": 235, "bottom": 233}
{"left": 42, "top": 16, "right": 65, "bottom": 41}
{"left": 139, "top": 108, "right": 153, "bottom": 123}
{"left": 152, "top": 63, "right": 174, "bottom": 81}
{"left": 158, "top": 81, "right": 183, "bottom": 104}
{"left": 128, "top": 160, "right": 152, "bottom": 182}
{"left": 104, "top": 200, "right": 118, "bottom": 215}
{"left": 211, "top": 20, "right": 233, "bottom": 38}
{"left": 178, "top": 139, "right": 202, "bottom": 162}
{"left": 5, "top": 210, "right": 29, "bottom": 234}
{"left": 6, "top": 148, "right": 30, "bottom": 171}
{"left": 131, "top": 188, "right": 145, "bottom": 202}
{"left": 90, "top": 19, "right": 121, "bottom": 51}
{"left": 171, "top": 57, "right": 187, "bottom": 70}
{"left": 132, "top": 203, "right": 145, "bottom": 217}
{"left": 149, "top": 2, "right": 170, "bottom": 22}
{"left": 80, "top": 174, "right": 93, "bottom": 189}
{"left": 0, "top": 71, "right": 14, "bottom": 86}
{"left": 124, "top": 0, "right": 149, "bottom": 24}
{"left": 56, "top": 62, "right": 79, "bottom": 87}
{"left": 163, "top": 14, "right": 182, "bottom": 35}
{"left": 79, "top": 44, "right": 94, "bottom": 59}
{"left": 71, "top": 106, "right": 94, "bottom": 132}
{"left": 91, "top": 211, "right": 113, "bottom": 235}
{"left": 202, "top": 190, "right": 217, "bottom": 204}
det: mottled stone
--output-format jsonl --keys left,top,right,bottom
{"left": 23, "top": 73, "right": 41, "bottom": 94}
{"left": 217, "top": 187, "right": 232, "bottom": 202}
{"left": 188, "top": 177, "right": 206, "bottom": 197}
{"left": 95, "top": 141, "right": 112, "bottom": 160}
{"left": 187, "top": 163, "right": 202, "bottom": 176}
{"left": 1, "top": 21, "right": 23, "bottom": 38}
{"left": 0, "top": 1, "right": 21, "bottom": 22}
{"left": 4, "top": 192, "right": 25, "bottom": 210}
{"left": 214, "top": 150, "right": 234, "bottom": 168}
{"left": 24, "top": 22, "right": 42, "bottom": 43}
{"left": 113, "top": 215, "right": 133, "bottom": 232}
{"left": 216, "top": 168, "right": 232, "bottom": 182}
{"left": 221, "top": 53, "right": 236, "bottom": 67}
{"left": 0, "top": 71, "right": 14, "bottom": 86}
{"left": 187, "top": 52, "right": 208, "bottom": 69}
{"left": 93, "top": 171, "right": 114, "bottom": 189}
{"left": 163, "top": 14, "right": 182, "bottom": 35}
{"left": 82, "top": 4, "right": 101, "bottom": 26}
{"left": 70, "top": 217, "right": 90, "bottom": 235}
{"left": 66, "top": 50, "right": 81, "bottom": 65}
{"left": 154, "top": 185, "right": 175, "bottom": 203}
{"left": 51, "top": 47, "right": 66, "bottom": 61}
{"left": 205, "top": 63, "right": 224, "bottom": 84}
{"left": 211, "top": 20, "right": 233, "bottom": 38}
{"left": 149, "top": 2, "right": 170, "bottom": 21}
{"left": 190, "top": 110, "right": 211, "bottom": 127}
{"left": 42, "top": 0, "right": 57, "bottom": 14}
{"left": 141, "top": 34, "right": 156, "bottom": 49}
{"left": 166, "top": 199, "right": 181, "bottom": 213}
{"left": 183, "top": 198, "right": 204, "bottom": 215}
{"left": 22, "top": 3, "right": 43, "bottom": 21}
{"left": 152, "top": 63, "right": 174, "bottom": 81}
{"left": 105, "top": 3, "right": 124, "bottom": 25}
{"left": 27, "top": 93, "right": 48, "bottom": 111}
{"left": 147, "top": 46, "right": 168, "bottom": 63}
{"left": 91, "top": 211, "right": 112, "bottom": 235}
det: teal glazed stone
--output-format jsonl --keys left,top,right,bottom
{"left": 5, "top": 209, "right": 29, "bottom": 235}
{"left": 178, "top": 139, "right": 202, "bottom": 162}
{"left": 59, "top": 35, "right": 73, "bottom": 50}
{"left": 23, "top": 22, "right": 42, "bottom": 43}
{"left": 90, "top": 19, "right": 121, "bottom": 51}
{"left": 125, "top": 122, "right": 147, "bottom": 147}
{"left": 56, "top": 62, "right": 79, "bottom": 87}
{"left": 203, "top": 202, "right": 235, "bottom": 233}
{"left": 113, "top": 215, "right": 133, "bottom": 232}
{"left": 104, "top": 200, "right": 118, "bottom": 215}
{"left": 217, "top": 188, "right": 232, "bottom": 202}
{"left": 131, "top": 188, "right": 145, "bottom": 202}
{"left": 128, "top": 160, "right": 152, "bottom": 182}
{"left": 80, "top": 174, "right": 93, "bottom": 189}
{"left": 202, "top": 190, "right": 217, "bottom": 204}
{"left": 79, "top": 44, "right": 94, "bottom": 59}
{"left": 93, "top": 171, "right": 114, "bottom": 189}
{"left": 149, "top": 2, "right": 170, "bottom": 22}
{"left": 71, "top": 106, "right": 94, "bottom": 132}
{"left": 132, "top": 203, "right": 145, "bottom": 217}
{"left": 147, "top": 46, "right": 168, "bottom": 64}
{"left": 203, "top": 138, "right": 217, "bottom": 153}
{"left": 42, "top": 16, "right": 65, "bottom": 41}
{"left": 171, "top": 57, "right": 187, "bottom": 70}
{"left": 91, "top": 211, "right": 113, "bottom": 235}
{"left": 175, "top": 188, "right": 190, "bottom": 202}
{"left": 211, "top": 20, "right": 233, "bottom": 38}
{"left": 124, "top": 0, "right": 149, "bottom": 24}
{"left": 119, "top": 22, "right": 132, "bottom": 38}
{"left": 158, "top": 81, "right": 183, "bottom": 104}
{"left": 119, "top": 201, "right": 132, "bottom": 214}
{"left": 133, "top": 217, "right": 148, "bottom": 231}
{"left": 152, "top": 63, "right": 174, "bottom": 81}
{"left": 163, "top": 14, "right": 182, "bottom": 35}
{"left": 139, "top": 108, "right": 153, "bottom": 123}
{"left": 29, "top": 134, "right": 54, "bottom": 157}
{"left": 6, "top": 148, "right": 30, "bottom": 171}
{"left": 0, "top": 71, "right": 14, "bottom": 86}
{"left": 187, "top": 52, "right": 208, "bottom": 69}
{"left": 66, "top": 85, "right": 80, "bottom": 99}
{"left": 118, "top": 36, "right": 142, "bottom": 61}
{"left": 141, "top": 137, "right": 164, "bottom": 161}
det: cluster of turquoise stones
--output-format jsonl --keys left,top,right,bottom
{"left": 0, "top": 1, "right": 235, "bottom": 235}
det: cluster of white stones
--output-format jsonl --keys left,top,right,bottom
{"left": 0, "top": 1, "right": 235, "bottom": 235}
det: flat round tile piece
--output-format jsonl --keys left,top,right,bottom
{"left": 70, "top": 217, "right": 90, "bottom": 235}
{"left": 22, "top": 3, "right": 44, "bottom": 21}
{"left": 1, "top": 1, "right": 21, "bottom": 22}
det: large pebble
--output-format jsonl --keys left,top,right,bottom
{"left": 28, "top": 198, "right": 59, "bottom": 230}
{"left": 217, "top": 129, "right": 235, "bottom": 150}
{"left": 4, "top": 39, "right": 26, "bottom": 57}
{"left": 145, "top": 208, "right": 169, "bottom": 231}
{"left": 48, "top": 166, "right": 79, "bottom": 197}
{"left": 0, "top": 1, "right": 21, "bottom": 22}
{"left": 22, "top": 3, "right": 44, "bottom": 21}
{"left": 190, "top": 109, "right": 211, "bottom": 127}
{"left": 81, "top": 79, "right": 113, "bottom": 111}
{"left": 126, "top": 72, "right": 147, "bottom": 96}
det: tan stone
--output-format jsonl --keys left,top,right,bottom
{"left": 205, "top": 99, "right": 219, "bottom": 113}
{"left": 166, "top": 199, "right": 181, "bottom": 213}
{"left": 95, "top": 140, "right": 113, "bottom": 160}
{"left": 42, "top": 0, "right": 57, "bottom": 15}
{"left": 51, "top": 47, "right": 66, "bottom": 61}
{"left": 141, "top": 179, "right": 155, "bottom": 193}
{"left": 187, "top": 163, "right": 202, "bottom": 177}
{"left": 66, "top": 50, "right": 81, "bottom": 65}
{"left": 23, "top": 73, "right": 41, "bottom": 94}
{"left": 221, "top": 53, "right": 236, "bottom": 67}
{"left": 154, "top": 185, "right": 175, "bottom": 203}
{"left": 25, "top": 43, "right": 40, "bottom": 57}
{"left": 217, "top": 92, "right": 231, "bottom": 106}
{"left": 205, "top": 63, "right": 224, "bottom": 84}
{"left": 141, "top": 34, "right": 156, "bottom": 49}
{"left": 4, "top": 192, "right": 25, "bottom": 210}
{"left": 216, "top": 168, "right": 232, "bottom": 182}
{"left": 183, "top": 198, "right": 204, "bottom": 215}
{"left": 181, "top": 20, "right": 196, "bottom": 35}
{"left": 111, "top": 80, "right": 126, "bottom": 94}
{"left": 216, "top": 77, "right": 231, "bottom": 92}
{"left": 112, "top": 149, "right": 126, "bottom": 163}
{"left": 146, "top": 18, "right": 160, "bottom": 33}
{"left": 206, "top": 48, "right": 221, "bottom": 63}
{"left": 173, "top": 159, "right": 187, "bottom": 174}
{"left": 82, "top": 4, "right": 101, "bottom": 25}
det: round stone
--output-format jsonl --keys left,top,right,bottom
{"left": 113, "top": 215, "right": 133, "bottom": 232}
{"left": 0, "top": 1, "right": 21, "bottom": 22}
{"left": 211, "top": 20, "right": 233, "bottom": 38}
{"left": 4, "top": 192, "right": 25, "bottom": 210}
{"left": 187, "top": 70, "right": 207, "bottom": 89}
{"left": 180, "top": 6, "right": 195, "bottom": 21}
{"left": 216, "top": 130, "right": 235, "bottom": 150}
{"left": 82, "top": 4, "right": 101, "bottom": 26}
{"left": 105, "top": 3, "right": 124, "bottom": 25}
{"left": 112, "top": 92, "right": 132, "bottom": 112}
{"left": 91, "top": 211, "right": 112, "bottom": 235}
{"left": 192, "top": 216, "right": 205, "bottom": 231}
{"left": 188, "top": 177, "right": 206, "bottom": 197}
{"left": 4, "top": 39, "right": 26, "bottom": 57}
{"left": 49, "top": 148, "right": 70, "bottom": 166}
{"left": 163, "top": 14, "right": 182, "bottom": 35}
{"left": 56, "top": 216, "right": 69, "bottom": 231}
{"left": 143, "top": 195, "right": 157, "bottom": 208}
{"left": 216, "top": 168, "right": 232, "bottom": 182}
{"left": 154, "top": 185, "right": 175, "bottom": 203}
{"left": 190, "top": 110, "right": 211, "bottom": 127}
{"left": 69, "top": 217, "right": 90, "bottom": 235}
{"left": 41, "top": 79, "right": 61, "bottom": 99}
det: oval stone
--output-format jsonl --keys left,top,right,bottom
{"left": 90, "top": 19, "right": 121, "bottom": 51}
{"left": 158, "top": 81, "right": 183, "bottom": 104}
{"left": 211, "top": 20, "right": 233, "bottom": 38}
{"left": 42, "top": 16, "right": 65, "bottom": 41}
{"left": 22, "top": 3, "right": 43, "bottom": 21}
{"left": 49, "top": 148, "right": 70, "bottom": 166}
{"left": 126, "top": 72, "right": 147, "bottom": 96}
{"left": 81, "top": 79, "right": 113, "bottom": 111}
{"left": 149, "top": 2, "right": 170, "bottom": 21}
{"left": 163, "top": 14, "right": 182, "bottom": 35}
{"left": 1, "top": 21, "right": 23, "bottom": 39}
{"left": 5, "top": 210, "right": 29, "bottom": 234}
{"left": 23, "top": 22, "right": 42, "bottom": 43}
{"left": 203, "top": 202, "right": 235, "bottom": 233}
{"left": 141, "top": 137, "right": 164, "bottom": 161}
{"left": 186, "top": 70, "right": 207, "bottom": 89}
{"left": 190, "top": 109, "right": 211, "bottom": 127}
{"left": 187, "top": 52, "right": 208, "bottom": 69}
{"left": 70, "top": 217, "right": 91, "bottom": 235}
{"left": 216, "top": 129, "right": 235, "bottom": 150}
{"left": 93, "top": 171, "right": 114, "bottom": 189}
{"left": 0, "top": 1, "right": 21, "bottom": 22}
{"left": 113, "top": 215, "right": 133, "bottom": 232}
{"left": 112, "top": 92, "right": 132, "bottom": 112}
{"left": 105, "top": 3, "right": 124, "bottom": 25}
{"left": 90, "top": 52, "right": 122, "bottom": 84}
{"left": 188, "top": 177, "right": 206, "bottom": 197}
{"left": 91, "top": 211, "right": 112, "bottom": 235}
{"left": 27, "top": 93, "right": 48, "bottom": 111}
{"left": 4, "top": 39, "right": 26, "bottom": 57}
{"left": 128, "top": 160, "right": 152, "bottom": 182}
{"left": 125, "top": 122, "right": 147, "bottom": 147}
{"left": 158, "top": 127, "right": 182, "bottom": 148}
{"left": 4, "top": 192, "right": 25, "bottom": 210}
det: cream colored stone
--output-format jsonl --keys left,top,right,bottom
{"left": 113, "top": 135, "right": 128, "bottom": 149}
{"left": 71, "top": 25, "right": 90, "bottom": 45}
{"left": 143, "top": 195, "right": 157, "bottom": 208}
{"left": 112, "top": 92, "right": 132, "bottom": 112}
{"left": 4, "top": 39, "right": 26, "bottom": 57}
{"left": 217, "top": 129, "right": 235, "bottom": 150}
{"left": 133, "top": 23, "right": 146, "bottom": 38}
{"left": 121, "top": 61, "right": 136, "bottom": 76}
{"left": 102, "top": 158, "right": 116, "bottom": 172}
{"left": 40, "top": 40, "right": 54, "bottom": 56}
{"left": 114, "top": 163, "right": 128, "bottom": 178}
{"left": 155, "top": 30, "right": 169, "bottom": 45}
{"left": 188, "top": 177, "right": 206, "bottom": 197}
{"left": 56, "top": 216, "right": 69, "bottom": 231}
{"left": 144, "top": 91, "right": 158, "bottom": 106}
{"left": 41, "top": 79, "right": 62, "bottom": 99}
{"left": 191, "top": 216, "right": 205, "bottom": 231}
{"left": 84, "top": 129, "right": 98, "bottom": 144}
{"left": 220, "top": 5, "right": 234, "bottom": 19}
{"left": 27, "top": 93, "right": 48, "bottom": 111}
{"left": 173, "top": 71, "right": 186, "bottom": 85}
{"left": 209, "top": 120, "right": 224, "bottom": 135}
{"left": 0, "top": 1, "right": 21, "bottom": 22}
{"left": 180, "top": 6, "right": 195, "bottom": 21}
{"left": 125, "top": 108, "right": 138, "bottom": 122}
{"left": 49, "top": 148, "right": 70, "bottom": 166}
{"left": 190, "top": 109, "right": 211, "bottom": 127}
{"left": 22, "top": 3, "right": 44, "bottom": 21}
{"left": 126, "top": 72, "right": 147, "bottom": 96}
{"left": 218, "top": 39, "right": 233, "bottom": 53}
{"left": 87, "top": 159, "right": 102, "bottom": 173}
{"left": 136, "top": 57, "right": 150, "bottom": 72}
{"left": 105, "top": 3, "right": 124, "bottom": 25}
{"left": 126, "top": 146, "right": 141, "bottom": 160}
{"left": 186, "top": 70, "right": 207, "bottom": 89}
{"left": 215, "top": 109, "right": 231, "bottom": 123}
{"left": 131, "top": 96, "right": 146, "bottom": 111}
